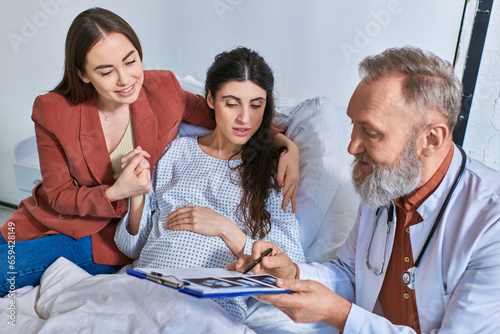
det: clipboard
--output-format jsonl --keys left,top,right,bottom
{"left": 127, "top": 267, "right": 293, "bottom": 298}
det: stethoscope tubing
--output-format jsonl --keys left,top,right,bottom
{"left": 366, "top": 145, "right": 467, "bottom": 275}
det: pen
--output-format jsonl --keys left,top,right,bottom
{"left": 243, "top": 248, "right": 273, "bottom": 274}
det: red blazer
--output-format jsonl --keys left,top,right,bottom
{"left": 2, "top": 70, "right": 215, "bottom": 265}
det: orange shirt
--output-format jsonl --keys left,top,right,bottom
{"left": 378, "top": 147, "right": 454, "bottom": 333}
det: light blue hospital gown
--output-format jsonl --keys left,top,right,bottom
{"left": 115, "top": 136, "right": 305, "bottom": 320}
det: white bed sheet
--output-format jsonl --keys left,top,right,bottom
{"left": 0, "top": 256, "right": 339, "bottom": 333}
{"left": 0, "top": 257, "right": 254, "bottom": 333}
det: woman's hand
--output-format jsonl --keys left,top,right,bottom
{"left": 275, "top": 134, "right": 300, "bottom": 213}
{"left": 105, "top": 149, "right": 151, "bottom": 202}
{"left": 121, "top": 146, "right": 151, "bottom": 171}
{"left": 166, "top": 206, "right": 247, "bottom": 257}
{"left": 166, "top": 206, "right": 230, "bottom": 236}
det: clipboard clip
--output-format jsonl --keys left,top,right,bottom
{"left": 146, "top": 272, "right": 190, "bottom": 288}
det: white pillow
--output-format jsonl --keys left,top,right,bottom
{"left": 177, "top": 75, "right": 213, "bottom": 137}
{"left": 275, "top": 97, "right": 359, "bottom": 262}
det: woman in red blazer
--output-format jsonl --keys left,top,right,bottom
{"left": 0, "top": 8, "right": 299, "bottom": 295}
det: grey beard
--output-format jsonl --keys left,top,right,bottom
{"left": 351, "top": 138, "right": 422, "bottom": 207}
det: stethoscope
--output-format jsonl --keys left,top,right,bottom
{"left": 365, "top": 146, "right": 467, "bottom": 290}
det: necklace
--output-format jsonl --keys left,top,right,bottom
{"left": 98, "top": 106, "right": 127, "bottom": 121}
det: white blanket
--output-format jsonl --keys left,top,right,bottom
{"left": 0, "top": 257, "right": 254, "bottom": 333}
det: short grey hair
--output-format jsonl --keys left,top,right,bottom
{"left": 358, "top": 46, "right": 462, "bottom": 130}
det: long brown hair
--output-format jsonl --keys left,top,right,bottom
{"left": 52, "top": 7, "right": 143, "bottom": 104}
{"left": 205, "top": 47, "right": 280, "bottom": 239}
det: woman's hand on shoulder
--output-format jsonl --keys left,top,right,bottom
{"left": 275, "top": 135, "right": 300, "bottom": 213}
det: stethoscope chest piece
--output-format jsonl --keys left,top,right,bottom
{"left": 402, "top": 266, "right": 416, "bottom": 290}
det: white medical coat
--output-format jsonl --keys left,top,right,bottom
{"left": 299, "top": 145, "right": 500, "bottom": 333}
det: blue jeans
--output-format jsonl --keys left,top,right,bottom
{"left": 0, "top": 234, "right": 122, "bottom": 296}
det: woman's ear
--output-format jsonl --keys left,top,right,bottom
{"left": 420, "top": 121, "right": 450, "bottom": 157}
{"left": 76, "top": 67, "right": 90, "bottom": 84}
{"left": 206, "top": 91, "right": 215, "bottom": 109}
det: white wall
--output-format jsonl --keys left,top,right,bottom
{"left": 0, "top": 0, "right": 470, "bottom": 205}
{"left": 460, "top": 0, "right": 500, "bottom": 168}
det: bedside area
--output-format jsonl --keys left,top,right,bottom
{"left": 13, "top": 136, "right": 42, "bottom": 203}
{"left": 0, "top": 206, "right": 15, "bottom": 225}
{"left": 0, "top": 136, "right": 40, "bottom": 225}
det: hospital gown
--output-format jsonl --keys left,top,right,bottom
{"left": 115, "top": 136, "right": 305, "bottom": 320}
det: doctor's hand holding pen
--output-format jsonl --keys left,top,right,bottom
{"left": 228, "top": 240, "right": 352, "bottom": 331}
{"left": 228, "top": 241, "right": 297, "bottom": 278}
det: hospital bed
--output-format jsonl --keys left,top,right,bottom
{"left": 0, "top": 76, "right": 359, "bottom": 333}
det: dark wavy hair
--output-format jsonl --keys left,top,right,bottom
{"left": 205, "top": 47, "right": 280, "bottom": 239}
{"left": 52, "top": 7, "right": 143, "bottom": 104}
